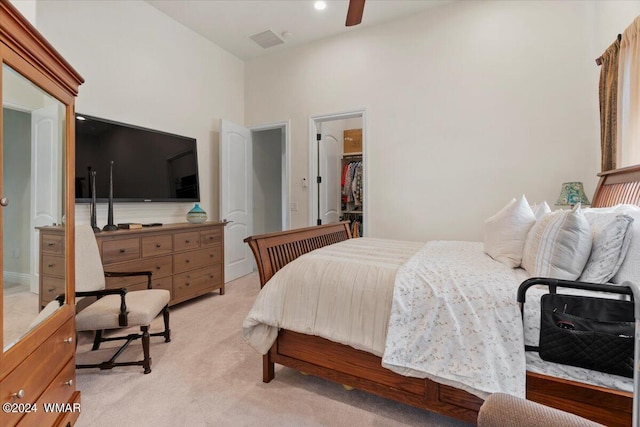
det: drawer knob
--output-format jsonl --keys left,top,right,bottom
{"left": 48, "top": 263, "right": 55, "bottom": 268}
{"left": 48, "top": 287, "right": 55, "bottom": 292}
{"left": 185, "top": 282, "right": 190, "bottom": 286}
{"left": 119, "top": 249, "right": 126, "bottom": 253}
{"left": 47, "top": 242, "right": 55, "bottom": 247}
{"left": 64, "top": 379, "right": 73, "bottom": 387}
{"left": 155, "top": 266, "right": 161, "bottom": 270}
{"left": 64, "top": 337, "right": 73, "bottom": 344}
{"left": 12, "top": 389, "right": 25, "bottom": 399}
{"left": 155, "top": 244, "right": 161, "bottom": 248}
{"left": 185, "top": 259, "right": 190, "bottom": 263}
{"left": 185, "top": 240, "right": 190, "bottom": 244}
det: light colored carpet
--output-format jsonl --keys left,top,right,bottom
{"left": 75, "top": 273, "right": 471, "bottom": 427}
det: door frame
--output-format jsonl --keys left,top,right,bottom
{"left": 308, "top": 109, "right": 367, "bottom": 233}
{"left": 249, "top": 120, "right": 291, "bottom": 230}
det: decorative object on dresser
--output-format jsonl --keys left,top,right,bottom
{"left": 74, "top": 225, "right": 171, "bottom": 374}
{"left": 0, "top": 2, "right": 84, "bottom": 426}
{"left": 40, "top": 222, "right": 227, "bottom": 309}
{"left": 186, "top": 203, "right": 207, "bottom": 224}
{"left": 102, "top": 160, "right": 118, "bottom": 231}
{"left": 90, "top": 169, "right": 100, "bottom": 232}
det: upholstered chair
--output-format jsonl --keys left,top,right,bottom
{"left": 74, "top": 224, "right": 171, "bottom": 374}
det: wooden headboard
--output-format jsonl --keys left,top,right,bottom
{"left": 592, "top": 164, "right": 640, "bottom": 207}
{"left": 244, "top": 222, "right": 352, "bottom": 287}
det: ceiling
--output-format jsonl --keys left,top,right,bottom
{"left": 145, "top": 0, "right": 451, "bottom": 60}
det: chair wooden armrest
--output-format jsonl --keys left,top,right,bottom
{"left": 76, "top": 288, "right": 129, "bottom": 326}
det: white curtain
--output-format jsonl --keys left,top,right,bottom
{"left": 618, "top": 16, "right": 640, "bottom": 167}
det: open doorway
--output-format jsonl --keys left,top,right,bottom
{"left": 250, "top": 122, "right": 289, "bottom": 235}
{"left": 309, "top": 110, "right": 366, "bottom": 236}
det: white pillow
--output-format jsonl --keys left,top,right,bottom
{"left": 612, "top": 209, "right": 640, "bottom": 285}
{"left": 522, "top": 204, "right": 592, "bottom": 280}
{"left": 531, "top": 201, "right": 551, "bottom": 220}
{"left": 484, "top": 195, "right": 536, "bottom": 268}
{"left": 579, "top": 213, "right": 634, "bottom": 283}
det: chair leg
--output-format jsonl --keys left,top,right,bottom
{"left": 141, "top": 326, "right": 151, "bottom": 374}
{"left": 92, "top": 330, "right": 103, "bottom": 351}
{"left": 162, "top": 305, "right": 171, "bottom": 343}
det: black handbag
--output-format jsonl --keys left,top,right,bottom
{"left": 539, "top": 293, "right": 635, "bottom": 378}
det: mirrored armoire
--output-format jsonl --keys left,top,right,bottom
{"left": 0, "top": 1, "right": 83, "bottom": 426}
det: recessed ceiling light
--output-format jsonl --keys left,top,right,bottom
{"left": 314, "top": 1, "right": 327, "bottom": 11}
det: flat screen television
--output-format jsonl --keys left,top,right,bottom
{"left": 75, "top": 113, "right": 200, "bottom": 203}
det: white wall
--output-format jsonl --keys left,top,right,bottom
{"left": 246, "top": 1, "right": 637, "bottom": 241}
{"left": 35, "top": 0, "right": 244, "bottom": 226}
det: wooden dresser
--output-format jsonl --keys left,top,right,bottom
{"left": 40, "top": 222, "right": 226, "bottom": 308}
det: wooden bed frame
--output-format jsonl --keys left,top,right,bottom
{"left": 244, "top": 164, "right": 640, "bottom": 426}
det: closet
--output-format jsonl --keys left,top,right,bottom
{"left": 341, "top": 129, "right": 363, "bottom": 237}
{"left": 0, "top": 2, "right": 83, "bottom": 426}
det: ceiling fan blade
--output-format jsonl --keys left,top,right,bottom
{"left": 346, "top": 0, "right": 365, "bottom": 27}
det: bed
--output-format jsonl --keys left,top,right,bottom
{"left": 243, "top": 165, "right": 640, "bottom": 426}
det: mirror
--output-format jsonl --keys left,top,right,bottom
{"left": 2, "top": 63, "right": 67, "bottom": 351}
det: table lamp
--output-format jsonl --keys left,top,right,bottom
{"left": 556, "top": 182, "right": 591, "bottom": 208}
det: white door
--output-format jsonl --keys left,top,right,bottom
{"left": 30, "top": 104, "right": 61, "bottom": 292}
{"left": 220, "top": 119, "right": 253, "bottom": 281}
{"left": 319, "top": 134, "right": 340, "bottom": 224}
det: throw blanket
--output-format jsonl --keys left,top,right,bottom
{"left": 382, "top": 241, "right": 526, "bottom": 399}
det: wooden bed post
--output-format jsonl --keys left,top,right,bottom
{"left": 263, "top": 353, "right": 274, "bottom": 383}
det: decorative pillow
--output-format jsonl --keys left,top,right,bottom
{"left": 521, "top": 204, "right": 592, "bottom": 280}
{"left": 484, "top": 195, "right": 536, "bottom": 268}
{"left": 531, "top": 201, "right": 551, "bottom": 220}
{"left": 612, "top": 209, "right": 640, "bottom": 285}
{"left": 579, "top": 213, "right": 634, "bottom": 283}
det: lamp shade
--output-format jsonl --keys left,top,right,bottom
{"left": 556, "top": 182, "right": 591, "bottom": 207}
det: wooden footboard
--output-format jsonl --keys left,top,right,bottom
{"left": 245, "top": 216, "right": 633, "bottom": 426}
{"left": 244, "top": 222, "right": 351, "bottom": 287}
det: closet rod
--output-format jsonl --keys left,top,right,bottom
{"left": 595, "top": 33, "right": 622, "bottom": 66}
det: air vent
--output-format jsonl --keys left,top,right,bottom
{"left": 249, "top": 30, "right": 285, "bottom": 49}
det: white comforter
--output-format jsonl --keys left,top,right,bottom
{"left": 381, "top": 240, "right": 526, "bottom": 399}
{"left": 243, "top": 238, "right": 423, "bottom": 355}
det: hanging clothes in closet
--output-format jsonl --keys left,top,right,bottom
{"left": 341, "top": 160, "right": 363, "bottom": 208}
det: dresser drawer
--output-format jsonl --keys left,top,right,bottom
{"left": 25, "top": 358, "right": 76, "bottom": 427}
{"left": 40, "top": 277, "right": 65, "bottom": 307}
{"left": 41, "top": 233, "right": 64, "bottom": 255}
{"left": 42, "top": 255, "right": 65, "bottom": 278}
{"left": 142, "top": 234, "right": 173, "bottom": 257}
{"left": 174, "top": 247, "right": 221, "bottom": 274}
{"left": 102, "top": 238, "right": 140, "bottom": 264}
{"left": 174, "top": 231, "right": 200, "bottom": 252}
{"left": 0, "top": 320, "right": 75, "bottom": 427}
{"left": 200, "top": 228, "right": 221, "bottom": 246}
{"left": 174, "top": 264, "right": 223, "bottom": 301}
{"left": 104, "top": 255, "right": 173, "bottom": 289}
